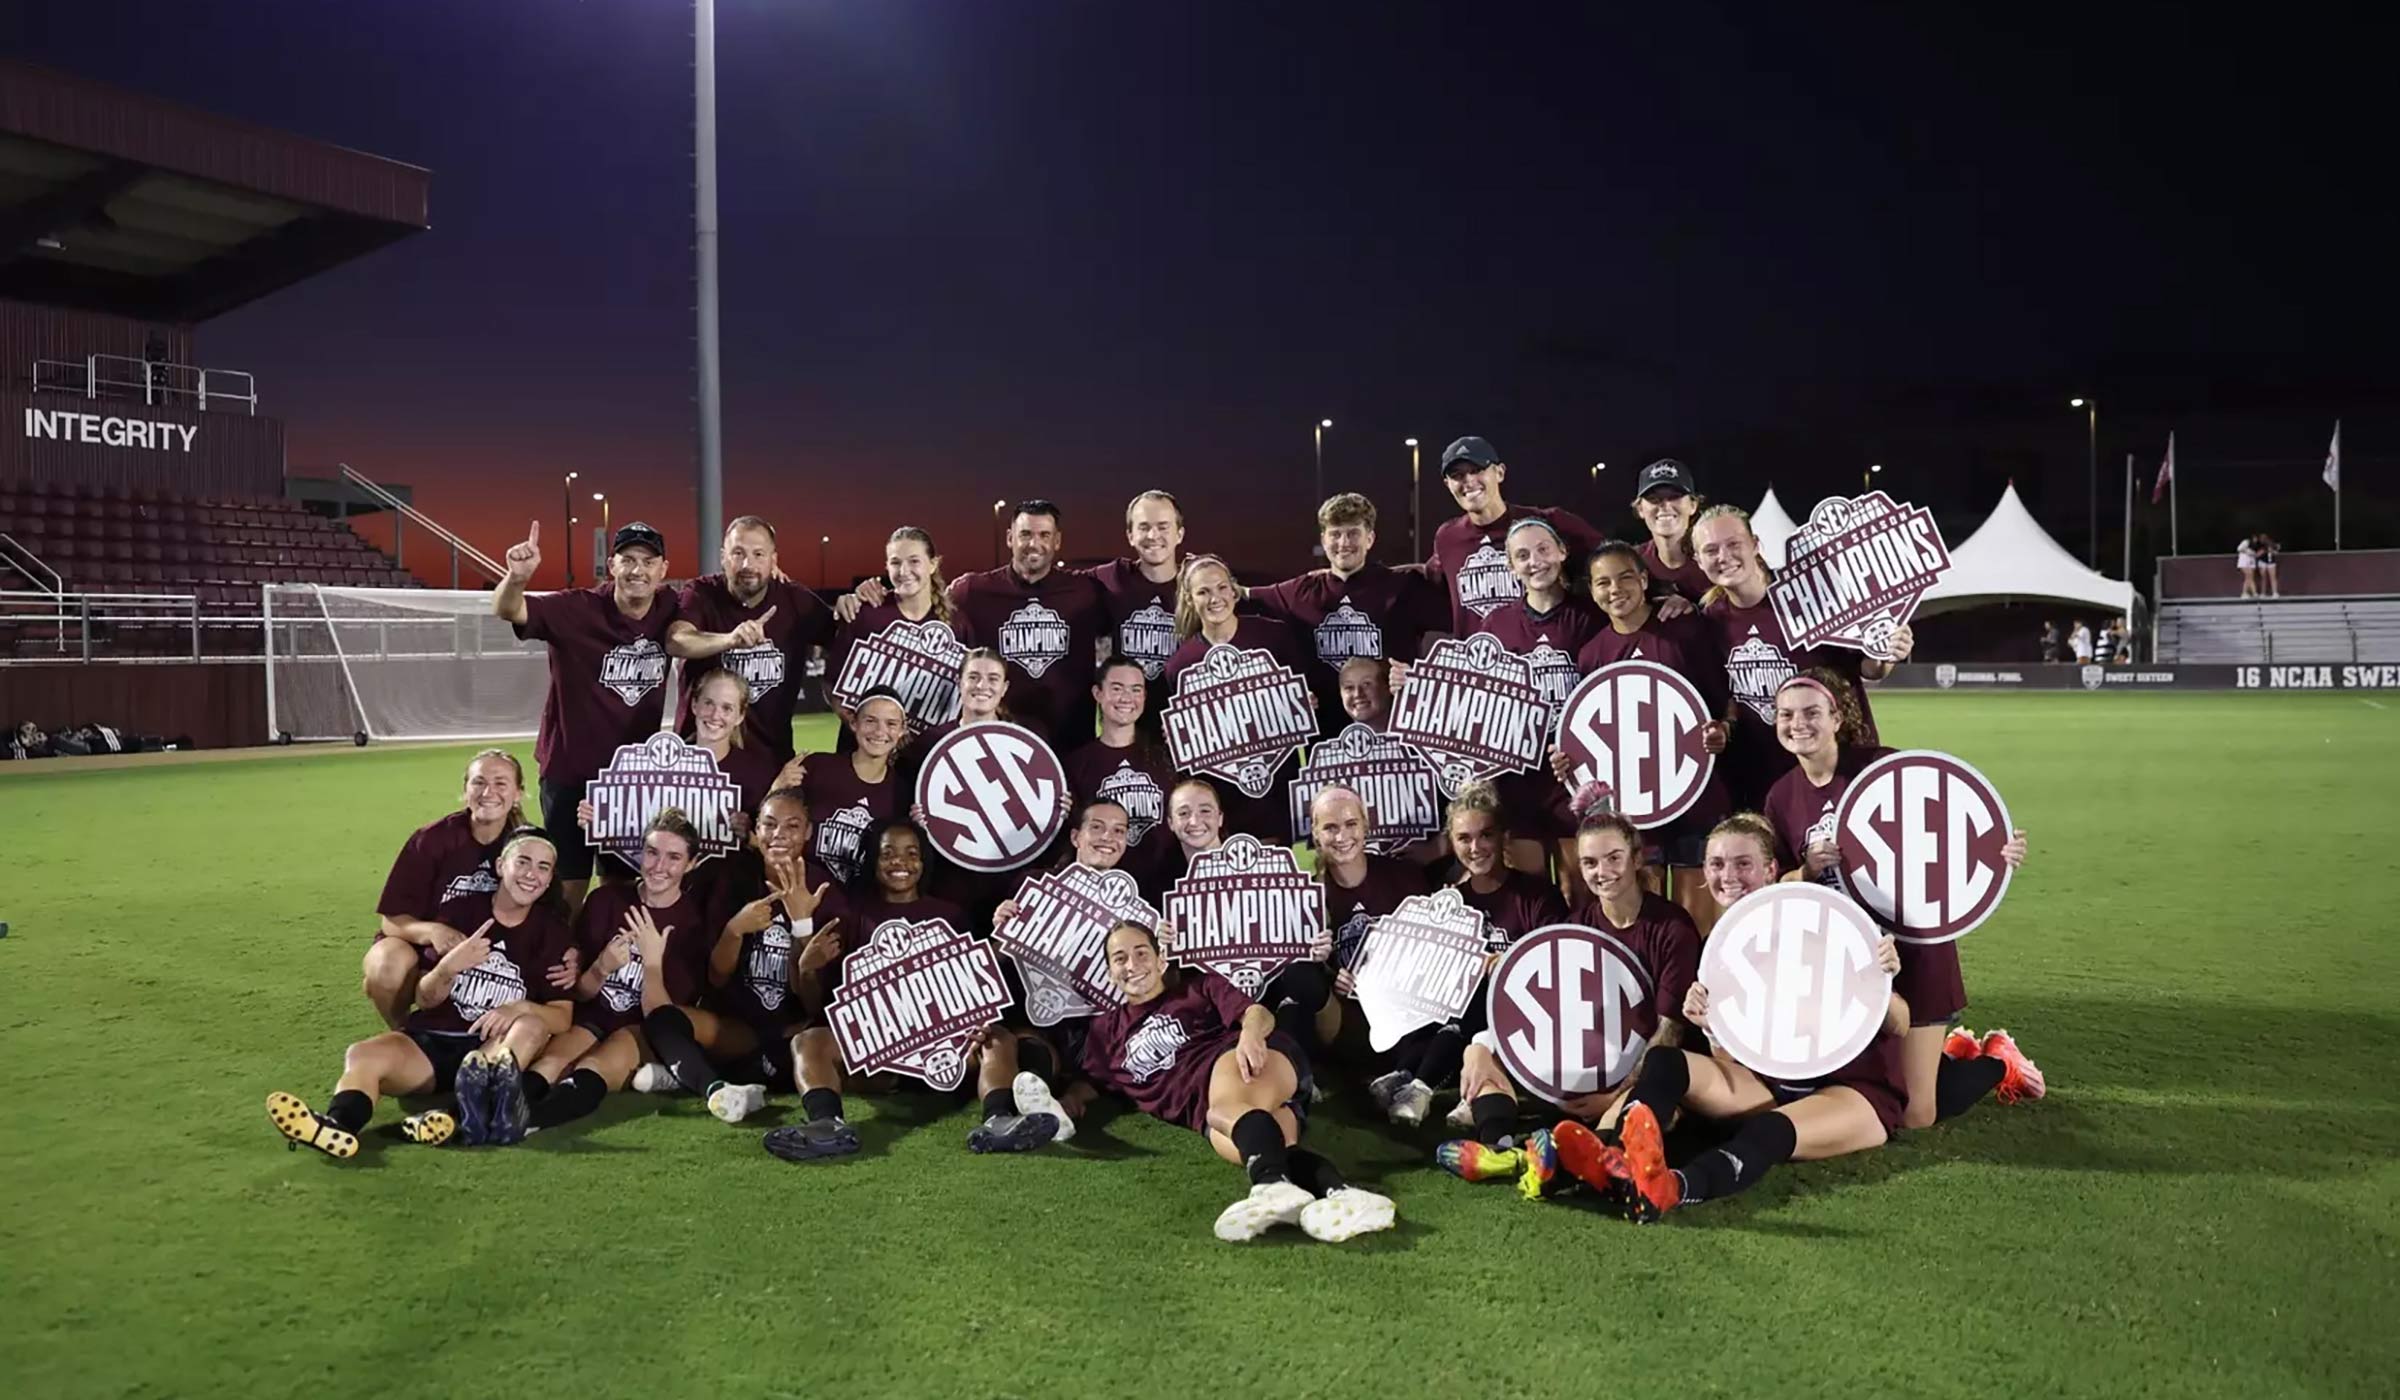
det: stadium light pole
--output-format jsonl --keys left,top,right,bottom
{"left": 1405, "top": 438, "right": 1421, "bottom": 560}
{"left": 562, "top": 471, "right": 579, "bottom": 584}
{"left": 1312, "top": 419, "right": 1332, "bottom": 557}
{"left": 695, "top": 0, "right": 726, "bottom": 575}
{"left": 819, "top": 534, "right": 830, "bottom": 588}
{"left": 992, "top": 499, "right": 1007, "bottom": 568}
{"left": 2071, "top": 397, "right": 2097, "bottom": 566}
{"left": 1864, "top": 461, "right": 1882, "bottom": 490}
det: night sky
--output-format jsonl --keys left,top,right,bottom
{"left": 7, "top": 1, "right": 2393, "bottom": 589}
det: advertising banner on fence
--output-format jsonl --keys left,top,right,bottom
{"left": 993, "top": 865, "right": 1160, "bottom": 1025}
{"left": 829, "top": 618, "right": 965, "bottom": 733}
{"left": 1485, "top": 923, "right": 1656, "bottom": 1104}
{"left": 1160, "top": 644, "right": 1320, "bottom": 798}
{"left": 1160, "top": 835, "right": 1324, "bottom": 997}
{"left": 1831, "top": 749, "right": 2014, "bottom": 946}
{"left": 1770, "top": 492, "right": 1951, "bottom": 660}
{"left": 914, "top": 721, "right": 1070, "bottom": 873}
{"left": 1387, "top": 633, "right": 1550, "bottom": 797}
{"left": 1352, "top": 887, "right": 1492, "bottom": 1052}
{"left": 828, "top": 917, "right": 1014, "bottom": 1090}
{"left": 1883, "top": 662, "right": 2400, "bottom": 691}
{"left": 1700, "top": 884, "right": 1892, "bottom": 1080}
{"left": 1554, "top": 661, "right": 1718, "bottom": 830}
{"left": 1284, "top": 723, "right": 1444, "bottom": 853}
{"left": 583, "top": 732, "right": 745, "bottom": 870}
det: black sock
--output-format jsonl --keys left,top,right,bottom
{"left": 1471, "top": 1092, "right": 1518, "bottom": 1148}
{"left": 981, "top": 1086, "right": 1015, "bottom": 1119}
{"left": 1415, "top": 1025, "right": 1468, "bottom": 1090}
{"left": 1230, "top": 1108, "right": 1288, "bottom": 1185}
{"left": 801, "top": 1087, "right": 843, "bottom": 1123}
{"left": 325, "top": 1089, "right": 372, "bottom": 1134}
{"left": 1671, "top": 1111, "right": 1797, "bottom": 1206}
{"left": 1628, "top": 1046, "right": 1692, "bottom": 1120}
{"left": 1285, "top": 1147, "right": 1347, "bottom": 1197}
{"left": 1935, "top": 1054, "right": 2007, "bottom": 1121}
{"left": 1265, "top": 962, "right": 1330, "bottom": 1049}
{"left": 641, "top": 1006, "right": 716, "bottom": 1097}
{"left": 529, "top": 1069, "right": 607, "bottom": 1129}
{"left": 519, "top": 1070, "right": 551, "bottom": 1104}
{"left": 1017, "top": 1037, "right": 1057, "bottom": 1081}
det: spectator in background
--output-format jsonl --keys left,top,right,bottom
{"left": 2237, "top": 536, "right": 2259, "bottom": 597}
{"left": 2096, "top": 617, "right": 2120, "bottom": 665}
{"left": 2116, "top": 616, "right": 2139, "bottom": 664}
{"left": 2039, "top": 621, "right": 2061, "bottom": 663}
{"left": 2069, "top": 619, "right": 2094, "bottom": 665}
{"left": 2256, "top": 535, "right": 2282, "bottom": 598}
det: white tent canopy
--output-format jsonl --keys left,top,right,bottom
{"left": 1751, "top": 487, "right": 1800, "bottom": 568}
{"left": 1916, "top": 481, "right": 2135, "bottom": 616}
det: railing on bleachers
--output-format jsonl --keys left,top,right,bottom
{"left": 30, "top": 354, "right": 258, "bottom": 415}
{"left": 2156, "top": 597, "right": 2400, "bottom": 665}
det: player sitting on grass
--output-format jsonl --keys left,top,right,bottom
{"left": 363, "top": 748, "right": 528, "bottom": 1029}
{"left": 1051, "top": 919, "right": 1397, "bottom": 1244}
{"left": 268, "top": 829, "right": 575, "bottom": 1157}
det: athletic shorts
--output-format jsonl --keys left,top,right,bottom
{"left": 1765, "top": 1066, "right": 1906, "bottom": 1136}
{"left": 1267, "top": 1029, "right": 1314, "bottom": 1131}
{"left": 406, "top": 1029, "right": 481, "bottom": 1093}
{"left": 1894, "top": 939, "right": 1967, "bottom": 1026}
{"left": 537, "top": 777, "right": 599, "bottom": 882}
{"left": 572, "top": 1005, "right": 641, "bottom": 1043}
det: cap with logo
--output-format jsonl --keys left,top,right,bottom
{"left": 611, "top": 522, "right": 668, "bottom": 558}
{"left": 1633, "top": 458, "right": 1698, "bottom": 504}
{"left": 1441, "top": 436, "right": 1502, "bottom": 476}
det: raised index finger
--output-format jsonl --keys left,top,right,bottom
{"left": 527, "top": 520, "right": 540, "bottom": 545}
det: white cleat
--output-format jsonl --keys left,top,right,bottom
{"left": 1389, "top": 1078, "right": 1435, "bottom": 1126}
{"left": 1367, "top": 1069, "right": 1410, "bottom": 1115}
{"left": 1444, "top": 1096, "right": 1475, "bottom": 1130}
{"left": 1214, "top": 1180, "right": 1313, "bottom": 1242}
{"left": 1302, "top": 1186, "right": 1397, "bottom": 1242}
{"left": 1012, "top": 1071, "right": 1076, "bottom": 1144}
{"left": 707, "top": 1081, "right": 767, "bottom": 1123}
{"left": 630, "top": 1062, "right": 678, "bottom": 1094}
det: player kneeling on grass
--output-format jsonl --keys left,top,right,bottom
{"left": 1053, "top": 920, "right": 1396, "bottom": 1244}
{"left": 268, "top": 830, "right": 575, "bottom": 1158}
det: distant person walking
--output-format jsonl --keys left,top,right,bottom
{"left": 2069, "top": 620, "right": 2094, "bottom": 665}
{"left": 2255, "top": 535, "right": 2282, "bottom": 598}
{"left": 2039, "top": 621, "right": 2061, "bottom": 664}
{"left": 2237, "top": 536, "right": 2259, "bottom": 597}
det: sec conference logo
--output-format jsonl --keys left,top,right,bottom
{"left": 1832, "top": 749, "right": 2014, "bottom": 946}
{"left": 913, "top": 722, "right": 1069, "bottom": 873}
{"left": 1700, "top": 883, "right": 1891, "bottom": 1081}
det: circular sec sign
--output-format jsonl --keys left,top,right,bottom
{"left": 1486, "top": 924, "right": 1656, "bottom": 1105}
{"left": 1699, "top": 883, "right": 1891, "bottom": 1081}
{"left": 1831, "top": 749, "right": 2013, "bottom": 946}
{"left": 912, "top": 721, "right": 1069, "bottom": 874}
{"left": 1554, "top": 661, "right": 1717, "bottom": 830}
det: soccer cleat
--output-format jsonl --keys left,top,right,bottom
{"left": 1011, "top": 1072, "right": 1077, "bottom": 1144}
{"left": 1301, "top": 1186, "right": 1396, "bottom": 1242}
{"left": 968, "top": 1113, "right": 1059, "bottom": 1154}
{"left": 1212, "top": 1180, "right": 1313, "bottom": 1242}
{"left": 1551, "top": 1120, "right": 1629, "bottom": 1204}
{"left": 1981, "top": 1029, "right": 2048, "bottom": 1103}
{"left": 1389, "top": 1078, "right": 1435, "bottom": 1126}
{"left": 1943, "top": 1026, "right": 1984, "bottom": 1060}
{"left": 1516, "top": 1127, "right": 1563, "bottom": 1202}
{"left": 484, "top": 1048, "right": 529, "bottom": 1146}
{"left": 630, "top": 1062, "right": 679, "bottom": 1094}
{"left": 707, "top": 1081, "right": 768, "bottom": 1123}
{"left": 1367, "top": 1069, "right": 1411, "bottom": 1115}
{"left": 400, "top": 1110, "right": 456, "bottom": 1146}
{"left": 266, "top": 1092, "right": 358, "bottom": 1160}
{"left": 454, "top": 1049, "right": 496, "bottom": 1146}
{"left": 763, "top": 1115, "right": 861, "bottom": 1162}
{"left": 1613, "top": 1101, "right": 1682, "bottom": 1223}
{"left": 1435, "top": 1139, "right": 1525, "bottom": 1183}
{"left": 1444, "top": 1096, "right": 1475, "bottom": 1130}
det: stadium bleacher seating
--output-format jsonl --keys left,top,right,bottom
{"left": 2157, "top": 598, "right": 2400, "bottom": 664}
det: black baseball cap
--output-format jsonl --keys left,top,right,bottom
{"left": 611, "top": 521, "right": 667, "bottom": 557}
{"left": 1632, "top": 458, "right": 1698, "bottom": 503}
{"left": 1441, "top": 436, "right": 1502, "bottom": 476}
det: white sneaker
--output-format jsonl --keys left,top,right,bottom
{"left": 707, "top": 1081, "right": 766, "bottom": 1123}
{"left": 1012, "top": 1071, "right": 1076, "bottom": 1144}
{"left": 631, "top": 1062, "right": 677, "bottom": 1094}
{"left": 1214, "top": 1180, "right": 1313, "bottom": 1242}
{"left": 1444, "top": 1096, "right": 1474, "bottom": 1129}
{"left": 1302, "top": 1186, "right": 1396, "bottom": 1242}
{"left": 1390, "top": 1078, "right": 1435, "bottom": 1126}
{"left": 1368, "top": 1069, "right": 1410, "bottom": 1114}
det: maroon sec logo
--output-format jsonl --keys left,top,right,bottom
{"left": 914, "top": 721, "right": 1069, "bottom": 873}
{"left": 1832, "top": 749, "right": 2013, "bottom": 946}
{"left": 1700, "top": 883, "right": 1891, "bottom": 1080}
{"left": 1555, "top": 661, "right": 1716, "bottom": 830}
{"left": 1486, "top": 924, "right": 1655, "bottom": 1104}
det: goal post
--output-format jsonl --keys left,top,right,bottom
{"left": 263, "top": 584, "right": 546, "bottom": 743}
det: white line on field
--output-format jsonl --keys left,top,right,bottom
{"left": 2362, "top": 698, "right": 2389, "bottom": 710}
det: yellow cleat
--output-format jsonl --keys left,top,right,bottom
{"left": 401, "top": 1110, "right": 456, "bottom": 1146}
{"left": 266, "top": 1091, "right": 358, "bottom": 1160}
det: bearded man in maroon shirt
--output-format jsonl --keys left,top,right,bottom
{"left": 946, "top": 499, "right": 1109, "bottom": 746}
{"left": 667, "top": 515, "right": 835, "bottom": 765}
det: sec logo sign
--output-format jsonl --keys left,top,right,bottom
{"left": 1832, "top": 749, "right": 2013, "bottom": 945}
{"left": 1700, "top": 883, "right": 1891, "bottom": 1081}
{"left": 913, "top": 721, "right": 1069, "bottom": 873}
{"left": 1555, "top": 661, "right": 1716, "bottom": 829}
{"left": 1486, "top": 924, "right": 1655, "bottom": 1105}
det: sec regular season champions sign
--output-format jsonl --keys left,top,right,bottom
{"left": 1161, "top": 644, "right": 1319, "bottom": 798}
{"left": 827, "top": 917, "right": 1014, "bottom": 1090}
{"left": 583, "top": 733, "right": 744, "bottom": 870}
{"left": 1387, "top": 633, "right": 1549, "bottom": 798}
{"left": 830, "top": 618, "right": 965, "bottom": 734}
{"left": 1700, "top": 883, "right": 1891, "bottom": 1081}
{"left": 914, "top": 721, "right": 1070, "bottom": 873}
{"left": 994, "top": 865, "right": 1160, "bottom": 1025}
{"left": 1554, "top": 661, "right": 1717, "bottom": 830}
{"left": 1285, "top": 723, "right": 1444, "bottom": 854}
{"left": 1769, "top": 491, "right": 1952, "bottom": 660}
{"left": 1161, "top": 835, "right": 1324, "bottom": 997}
{"left": 1831, "top": 749, "right": 2014, "bottom": 946}
{"left": 1352, "top": 887, "right": 1491, "bottom": 1053}
{"left": 1487, "top": 923, "right": 1656, "bottom": 1104}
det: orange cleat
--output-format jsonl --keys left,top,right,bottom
{"left": 1981, "top": 1029, "right": 2047, "bottom": 1103}
{"left": 1943, "top": 1025, "right": 1983, "bottom": 1060}
{"left": 1613, "top": 1101, "right": 1681, "bottom": 1223}
{"left": 1550, "top": 1120, "right": 1627, "bottom": 1205}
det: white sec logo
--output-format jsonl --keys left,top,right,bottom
{"left": 1486, "top": 924, "right": 1656, "bottom": 1104}
{"left": 1833, "top": 749, "right": 2013, "bottom": 946}
{"left": 913, "top": 721, "right": 1069, "bottom": 873}
{"left": 1699, "top": 883, "right": 1891, "bottom": 1081}
{"left": 1555, "top": 661, "right": 1716, "bottom": 829}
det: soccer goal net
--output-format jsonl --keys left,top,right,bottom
{"left": 264, "top": 584, "right": 547, "bottom": 744}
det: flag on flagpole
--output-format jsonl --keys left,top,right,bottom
{"left": 2151, "top": 432, "right": 2175, "bottom": 505}
{"left": 2324, "top": 421, "right": 2341, "bottom": 490}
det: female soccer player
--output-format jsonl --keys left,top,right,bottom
{"left": 1063, "top": 655, "right": 1177, "bottom": 896}
{"left": 1165, "top": 776, "right": 1227, "bottom": 884}
{"left": 365, "top": 748, "right": 529, "bottom": 1028}
{"left": 1761, "top": 671, "right": 2041, "bottom": 1127}
{"left": 688, "top": 669, "right": 783, "bottom": 820}
{"left": 1630, "top": 458, "right": 1711, "bottom": 602}
{"left": 1162, "top": 554, "right": 1313, "bottom": 842}
{"left": 268, "top": 829, "right": 576, "bottom": 1158}
{"left": 826, "top": 526, "right": 954, "bottom": 752}
{"left": 1467, "top": 516, "right": 1599, "bottom": 882}
{"left": 1053, "top": 919, "right": 1397, "bottom": 1243}
{"left": 784, "top": 689, "right": 907, "bottom": 888}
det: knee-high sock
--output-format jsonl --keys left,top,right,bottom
{"left": 1471, "top": 1092, "right": 1518, "bottom": 1147}
{"left": 1414, "top": 1024, "right": 1468, "bottom": 1089}
{"left": 641, "top": 1006, "right": 716, "bottom": 1096}
{"left": 1263, "top": 962, "right": 1331, "bottom": 1049}
{"left": 325, "top": 1089, "right": 372, "bottom": 1134}
{"left": 1626, "top": 1045, "right": 1691, "bottom": 1119}
{"left": 1285, "top": 1148, "right": 1346, "bottom": 1197}
{"left": 1230, "top": 1108, "right": 1289, "bottom": 1185}
{"left": 529, "top": 1068, "right": 608, "bottom": 1129}
{"left": 1672, "top": 1111, "right": 1797, "bottom": 1205}
{"left": 1935, "top": 1054, "right": 2006, "bottom": 1121}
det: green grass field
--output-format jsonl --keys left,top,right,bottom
{"left": 4, "top": 694, "right": 2397, "bottom": 1399}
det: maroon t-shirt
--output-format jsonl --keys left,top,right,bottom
{"left": 1084, "top": 558, "right": 1182, "bottom": 685}
{"left": 1248, "top": 563, "right": 1446, "bottom": 725}
{"left": 798, "top": 756, "right": 901, "bottom": 889}
{"left": 1324, "top": 856, "right": 1432, "bottom": 973}
{"left": 674, "top": 575, "right": 834, "bottom": 764}
{"left": 1468, "top": 595, "right": 1601, "bottom": 716}
{"left": 1162, "top": 618, "right": 1313, "bottom": 843}
{"left": 1761, "top": 745, "right": 1894, "bottom": 881}
{"left": 702, "top": 850, "right": 852, "bottom": 1025}
{"left": 1456, "top": 870, "right": 1569, "bottom": 950}
{"left": 849, "top": 893, "right": 970, "bottom": 940}
{"left": 1636, "top": 539, "right": 1712, "bottom": 603}
{"left": 405, "top": 890, "right": 576, "bottom": 1036}
{"left": 1427, "top": 505, "right": 1607, "bottom": 635}
{"left": 714, "top": 741, "right": 784, "bottom": 819}
{"left": 1703, "top": 593, "right": 1877, "bottom": 807}
{"left": 572, "top": 881, "right": 713, "bottom": 1035}
{"left": 1774, "top": 1030, "right": 1909, "bottom": 1136}
{"left": 514, "top": 585, "right": 682, "bottom": 788}
{"left": 1576, "top": 610, "right": 1727, "bottom": 711}
{"left": 1077, "top": 970, "right": 1256, "bottom": 1133}
{"left": 376, "top": 810, "right": 503, "bottom": 925}
{"left": 1062, "top": 737, "right": 1176, "bottom": 888}
{"left": 824, "top": 597, "right": 965, "bottom": 755}
{"left": 1573, "top": 891, "right": 1700, "bottom": 1031}
{"left": 946, "top": 565, "right": 1109, "bottom": 745}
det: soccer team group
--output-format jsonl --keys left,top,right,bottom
{"left": 266, "top": 436, "right": 2043, "bottom": 1244}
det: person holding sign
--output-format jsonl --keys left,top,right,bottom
{"left": 1165, "top": 776, "right": 1227, "bottom": 884}
{"left": 1161, "top": 554, "right": 1313, "bottom": 842}
{"left": 1425, "top": 436, "right": 1606, "bottom": 635}
{"left": 268, "top": 830, "right": 575, "bottom": 1158}
{"left": 826, "top": 526, "right": 958, "bottom": 753}
{"left": 1063, "top": 656, "right": 1179, "bottom": 897}
{"left": 1156, "top": 780, "right": 1339, "bottom": 1065}
{"left": 1085, "top": 490, "right": 1189, "bottom": 706}
{"left": 1468, "top": 517, "right": 1601, "bottom": 883}
{"left": 1246, "top": 493, "right": 1447, "bottom": 732}
{"left": 684, "top": 670, "right": 783, "bottom": 824}
{"left": 1051, "top": 919, "right": 1396, "bottom": 1243}
{"left": 787, "top": 690, "right": 908, "bottom": 888}
{"left": 1761, "top": 672, "right": 2038, "bottom": 1128}
{"left": 364, "top": 748, "right": 530, "bottom": 1029}
{"left": 668, "top": 515, "right": 835, "bottom": 766}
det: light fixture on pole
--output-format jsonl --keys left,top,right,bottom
{"left": 819, "top": 534, "right": 830, "bottom": 589}
{"left": 591, "top": 491, "right": 609, "bottom": 581}
{"left": 1312, "top": 419, "right": 1333, "bottom": 556}
{"left": 992, "top": 499, "right": 1008, "bottom": 568}
{"left": 1590, "top": 462, "right": 1607, "bottom": 479}
{"left": 1405, "top": 438, "right": 1421, "bottom": 560}
{"left": 562, "top": 470, "right": 579, "bottom": 585}
{"left": 1863, "top": 462, "right": 1883, "bottom": 490}
{"left": 694, "top": 0, "right": 724, "bottom": 573}
{"left": 2071, "top": 397, "right": 2098, "bottom": 566}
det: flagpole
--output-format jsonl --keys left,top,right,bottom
{"left": 2333, "top": 420, "right": 2343, "bottom": 552}
{"left": 2122, "top": 452, "right": 2133, "bottom": 581}
{"left": 2169, "top": 432, "right": 2179, "bottom": 558}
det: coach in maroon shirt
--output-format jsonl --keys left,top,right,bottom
{"left": 1083, "top": 490, "right": 1187, "bottom": 698}
{"left": 1629, "top": 458, "right": 1713, "bottom": 603}
{"left": 669, "top": 515, "right": 834, "bottom": 765}
{"left": 1425, "top": 436, "right": 1606, "bottom": 635}
{"left": 947, "top": 499, "right": 1108, "bottom": 745}
{"left": 1248, "top": 492, "right": 1446, "bottom": 732}
{"left": 495, "top": 518, "right": 682, "bottom": 904}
